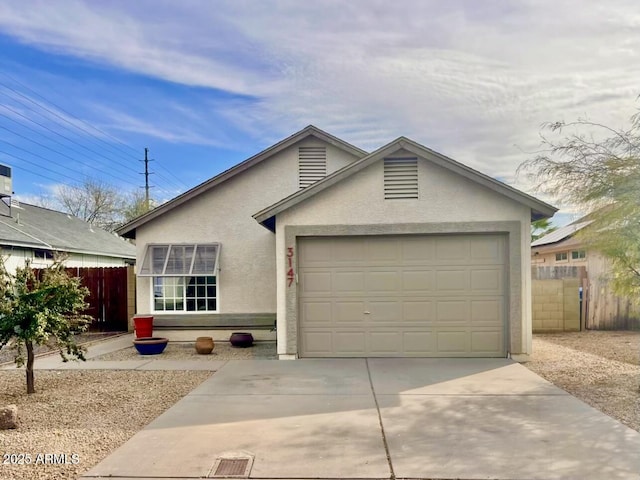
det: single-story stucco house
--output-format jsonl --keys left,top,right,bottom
{"left": 117, "top": 126, "right": 556, "bottom": 360}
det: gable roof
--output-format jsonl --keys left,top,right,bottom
{"left": 116, "top": 125, "right": 368, "bottom": 239}
{"left": 253, "top": 136, "right": 557, "bottom": 230}
{"left": 0, "top": 202, "right": 135, "bottom": 259}
{"left": 531, "top": 220, "right": 592, "bottom": 247}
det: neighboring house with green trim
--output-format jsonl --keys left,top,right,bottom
{"left": 531, "top": 220, "right": 592, "bottom": 267}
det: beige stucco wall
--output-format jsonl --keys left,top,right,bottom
{"left": 274, "top": 152, "right": 533, "bottom": 357}
{"left": 532, "top": 251, "right": 588, "bottom": 267}
{"left": 134, "top": 137, "right": 360, "bottom": 320}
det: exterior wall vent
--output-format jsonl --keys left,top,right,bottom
{"left": 384, "top": 157, "right": 418, "bottom": 199}
{"left": 299, "top": 146, "right": 327, "bottom": 188}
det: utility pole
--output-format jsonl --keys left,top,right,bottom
{"left": 143, "top": 147, "right": 153, "bottom": 210}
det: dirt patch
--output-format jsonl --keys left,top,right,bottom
{"left": 525, "top": 332, "right": 640, "bottom": 432}
{"left": 0, "top": 369, "right": 210, "bottom": 480}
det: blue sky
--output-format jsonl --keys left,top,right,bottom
{"left": 0, "top": 0, "right": 638, "bottom": 226}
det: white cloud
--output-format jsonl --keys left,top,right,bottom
{"left": 1, "top": 0, "right": 639, "bottom": 224}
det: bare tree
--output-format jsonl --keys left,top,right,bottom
{"left": 33, "top": 179, "right": 157, "bottom": 232}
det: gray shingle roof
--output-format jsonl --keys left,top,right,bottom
{"left": 0, "top": 202, "right": 135, "bottom": 259}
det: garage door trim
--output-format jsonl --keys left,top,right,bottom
{"left": 282, "top": 222, "right": 522, "bottom": 357}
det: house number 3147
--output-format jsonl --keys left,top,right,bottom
{"left": 287, "top": 247, "right": 295, "bottom": 287}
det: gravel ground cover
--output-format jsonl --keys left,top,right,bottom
{"left": 91, "top": 341, "right": 277, "bottom": 361}
{"left": 0, "top": 370, "right": 210, "bottom": 480}
{"left": 525, "top": 331, "right": 640, "bottom": 432}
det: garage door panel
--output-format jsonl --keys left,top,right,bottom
{"left": 370, "top": 331, "right": 402, "bottom": 354}
{"left": 436, "top": 269, "right": 470, "bottom": 291}
{"left": 335, "top": 301, "right": 366, "bottom": 323}
{"left": 436, "top": 300, "right": 470, "bottom": 324}
{"left": 470, "top": 268, "right": 503, "bottom": 292}
{"left": 335, "top": 331, "right": 367, "bottom": 355}
{"left": 471, "top": 331, "right": 503, "bottom": 353}
{"left": 368, "top": 301, "right": 402, "bottom": 322}
{"left": 402, "top": 269, "right": 435, "bottom": 292}
{"left": 302, "top": 301, "right": 332, "bottom": 324}
{"left": 401, "top": 237, "right": 436, "bottom": 263}
{"left": 366, "top": 270, "right": 401, "bottom": 293}
{"left": 299, "top": 235, "right": 506, "bottom": 357}
{"left": 403, "top": 301, "right": 435, "bottom": 322}
{"left": 470, "top": 299, "right": 503, "bottom": 325}
{"left": 368, "top": 237, "right": 400, "bottom": 263}
{"left": 301, "top": 331, "right": 333, "bottom": 355}
{"left": 334, "top": 271, "right": 366, "bottom": 293}
{"left": 470, "top": 236, "right": 504, "bottom": 263}
{"left": 402, "top": 331, "right": 436, "bottom": 353}
{"left": 300, "top": 271, "right": 332, "bottom": 294}
{"left": 332, "top": 238, "right": 367, "bottom": 264}
{"left": 436, "top": 331, "right": 469, "bottom": 353}
{"left": 435, "top": 237, "right": 470, "bottom": 261}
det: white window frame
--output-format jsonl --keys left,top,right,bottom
{"left": 555, "top": 251, "right": 568, "bottom": 262}
{"left": 139, "top": 243, "right": 221, "bottom": 314}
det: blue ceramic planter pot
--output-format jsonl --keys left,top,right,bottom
{"left": 133, "top": 337, "right": 169, "bottom": 355}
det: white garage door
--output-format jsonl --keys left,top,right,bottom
{"left": 298, "top": 235, "right": 506, "bottom": 357}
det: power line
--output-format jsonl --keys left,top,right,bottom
{"left": 0, "top": 72, "right": 191, "bottom": 191}
{"left": 0, "top": 86, "right": 141, "bottom": 175}
{"left": 0, "top": 120, "right": 140, "bottom": 187}
{"left": 0, "top": 149, "right": 83, "bottom": 185}
{"left": 0, "top": 102, "right": 141, "bottom": 176}
{"left": 0, "top": 71, "right": 142, "bottom": 159}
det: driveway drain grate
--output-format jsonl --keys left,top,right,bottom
{"left": 209, "top": 456, "right": 252, "bottom": 478}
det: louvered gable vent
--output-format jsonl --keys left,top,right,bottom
{"left": 299, "top": 146, "right": 327, "bottom": 188}
{"left": 384, "top": 157, "right": 418, "bottom": 199}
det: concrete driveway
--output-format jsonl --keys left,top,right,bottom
{"left": 82, "top": 358, "right": 640, "bottom": 480}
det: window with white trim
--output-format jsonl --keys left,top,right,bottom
{"left": 555, "top": 252, "right": 568, "bottom": 262}
{"left": 571, "top": 250, "right": 586, "bottom": 260}
{"left": 139, "top": 244, "right": 220, "bottom": 312}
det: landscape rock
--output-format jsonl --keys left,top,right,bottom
{"left": 0, "top": 404, "right": 18, "bottom": 429}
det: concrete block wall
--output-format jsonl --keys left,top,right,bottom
{"left": 532, "top": 278, "right": 580, "bottom": 332}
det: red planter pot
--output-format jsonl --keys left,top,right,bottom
{"left": 133, "top": 315, "right": 154, "bottom": 338}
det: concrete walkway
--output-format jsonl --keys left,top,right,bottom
{"left": 0, "top": 334, "right": 226, "bottom": 371}
{"left": 80, "top": 358, "right": 640, "bottom": 480}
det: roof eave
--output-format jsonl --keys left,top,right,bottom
{"left": 254, "top": 137, "right": 558, "bottom": 227}
{"left": 117, "top": 125, "right": 368, "bottom": 238}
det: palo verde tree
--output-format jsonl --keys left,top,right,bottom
{"left": 519, "top": 109, "right": 640, "bottom": 299}
{"left": 0, "top": 257, "right": 91, "bottom": 394}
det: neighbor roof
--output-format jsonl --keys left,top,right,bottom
{"left": 531, "top": 220, "right": 593, "bottom": 247}
{"left": 116, "top": 125, "right": 368, "bottom": 239}
{"left": 0, "top": 201, "right": 136, "bottom": 259}
{"left": 253, "top": 136, "right": 557, "bottom": 230}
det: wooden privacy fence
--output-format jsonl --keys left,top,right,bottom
{"left": 65, "top": 266, "right": 134, "bottom": 332}
{"left": 585, "top": 276, "right": 640, "bottom": 330}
